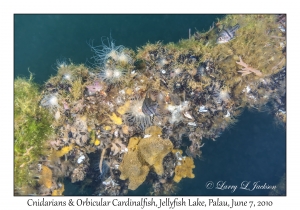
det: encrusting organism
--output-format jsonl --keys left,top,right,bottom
{"left": 138, "top": 127, "right": 173, "bottom": 175}
{"left": 119, "top": 149, "right": 150, "bottom": 190}
{"left": 173, "top": 156, "right": 195, "bottom": 183}
{"left": 119, "top": 126, "right": 173, "bottom": 190}
{"left": 39, "top": 165, "right": 53, "bottom": 189}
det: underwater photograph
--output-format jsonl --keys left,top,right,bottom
{"left": 14, "top": 14, "right": 286, "bottom": 196}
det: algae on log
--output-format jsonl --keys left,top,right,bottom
{"left": 14, "top": 74, "right": 54, "bottom": 194}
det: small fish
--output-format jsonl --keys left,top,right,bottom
{"left": 216, "top": 24, "right": 240, "bottom": 44}
{"left": 142, "top": 97, "right": 158, "bottom": 116}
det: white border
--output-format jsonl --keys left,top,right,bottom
{"left": 3, "top": 0, "right": 299, "bottom": 209}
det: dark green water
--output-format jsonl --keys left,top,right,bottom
{"left": 14, "top": 14, "right": 222, "bottom": 83}
{"left": 14, "top": 14, "right": 286, "bottom": 196}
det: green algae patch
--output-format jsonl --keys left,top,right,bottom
{"left": 14, "top": 74, "right": 54, "bottom": 194}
